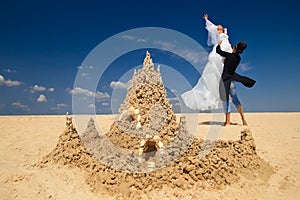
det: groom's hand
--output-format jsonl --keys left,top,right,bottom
{"left": 218, "top": 41, "right": 222, "bottom": 45}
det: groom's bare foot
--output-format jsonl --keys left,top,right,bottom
{"left": 242, "top": 119, "right": 248, "bottom": 126}
{"left": 223, "top": 122, "right": 230, "bottom": 126}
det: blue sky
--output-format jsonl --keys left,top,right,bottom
{"left": 0, "top": 0, "right": 299, "bottom": 114}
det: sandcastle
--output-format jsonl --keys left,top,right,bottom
{"left": 38, "top": 51, "right": 272, "bottom": 198}
{"left": 107, "top": 51, "right": 179, "bottom": 149}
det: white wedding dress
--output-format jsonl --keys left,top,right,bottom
{"left": 181, "top": 19, "right": 232, "bottom": 110}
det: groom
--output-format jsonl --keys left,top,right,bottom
{"left": 216, "top": 40, "right": 256, "bottom": 126}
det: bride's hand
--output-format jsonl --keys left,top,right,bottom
{"left": 218, "top": 41, "right": 222, "bottom": 45}
{"left": 203, "top": 13, "right": 208, "bottom": 20}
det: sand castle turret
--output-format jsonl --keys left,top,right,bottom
{"left": 106, "top": 51, "right": 179, "bottom": 153}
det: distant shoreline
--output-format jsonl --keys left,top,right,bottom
{"left": 1, "top": 111, "right": 300, "bottom": 117}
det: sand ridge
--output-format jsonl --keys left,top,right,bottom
{"left": 36, "top": 112, "right": 273, "bottom": 199}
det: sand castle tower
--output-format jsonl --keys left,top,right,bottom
{"left": 77, "top": 51, "right": 194, "bottom": 172}
{"left": 105, "top": 51, "right": 181, "bottom": 153}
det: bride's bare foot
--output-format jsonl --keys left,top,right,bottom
{"left": 242, "top": 119, "right": 248, "bottom": 126}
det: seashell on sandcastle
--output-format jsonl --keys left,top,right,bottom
{"left": 38, "top": 51, "right": 273, "bottom": 198}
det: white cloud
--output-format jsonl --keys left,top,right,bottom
{"left": 50, "top": 103, "right": 68, "bottom": 110}
{"left": 239, "top": 63, "right": 253, "bottom": 72}
{"left": 88, "top": 104, "right": 95, "bottom": 109}
{"left": 77, "top": 65, "right": 94, "bottom": 70}
{"left": 4, "top": 69, "right": 16, "bottom": 73}
{"left": 37, "top": 94, "right": 47, "bottom": 102}
{"left": 121, "top": 35, "right": 135, "bottom": 40}
{"left": 69, "top": 87, "right": 94, "bottom": 96}
{"left": 79, "top": 72, "right": 93, "bottom": 80}
{"left": 110, "top": 81, "right": 130, "bottom": 89}
{"left": 176, "top": 48, "right": 206, "bottom": 65}
{"left": 4, "top": 79, "right": 21, "bottom": 86}
{"left": 32, "top": 85, "right": 46, "bottom": 92}
{"left": 56, "top": 103, "right": 68, "bottom": 108}
{"left": 0, "top": 74, "right": 21, "bottom": 87}
{"left": 95, "top": 91, "right": 110, "bottom": 99}
{"left": 121, "top": 35, "right": 207, "bottom": 66}
{"left": 120, "top": 35, "right": 147, "bottom": 43}
{"left": 154, "top": 40, "right": 176, "bottom": 49}
{"left": 11, "top": 101, "right": 30, "bottom": 111}
{"left": 154, "top": 40, "right": 208, "bottom": 65}
{"left": 31, "top": 85, "right": 54, "bottom": 93}
{"left": 121, "top": 35, "right": 208, "bottom": 65}
{"left": 68, "top": 87, "right": 110, "bottom": 100}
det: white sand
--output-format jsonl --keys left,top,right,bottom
{"left": 0, "top": 113, "right": 299, "bottom": 199}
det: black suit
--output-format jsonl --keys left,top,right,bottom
{"left": 216, "top": 45, "right": 256, "bottom": 102}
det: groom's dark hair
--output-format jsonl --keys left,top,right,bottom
{"left": 234, "top": 41, "right": 247, "bottom": 54}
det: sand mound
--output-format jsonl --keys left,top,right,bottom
{"left": 38, "top": 51, "right": 273, "bottom": 198}
{"left": 38, "top": 114, "right": 270, "bottom": 198}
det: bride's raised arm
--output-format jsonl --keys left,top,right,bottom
{"left": 203, "top": 14, "right": 218, "bottom": 46}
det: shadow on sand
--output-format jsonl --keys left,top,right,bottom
{"left": 199, "top": 121, "right": 238, "bottom": 126}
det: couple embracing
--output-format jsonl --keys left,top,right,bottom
{"left": 181, "top": 14, "right": 255, "bottom": 126}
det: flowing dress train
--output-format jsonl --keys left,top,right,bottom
{"left": 181, "top": 19, "right": 232, "bottom": 110}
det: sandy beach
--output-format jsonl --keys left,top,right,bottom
{"left": 0, "top": 112, "right": 299, "bottom": 199}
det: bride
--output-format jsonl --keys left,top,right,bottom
{"left": 181, "top": 14, "right": 232, "bottom": 110}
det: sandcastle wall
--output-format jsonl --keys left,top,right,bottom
{"left": 39, "top": 114, "right": 269, "bottom": 198}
